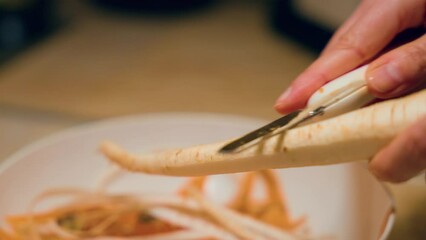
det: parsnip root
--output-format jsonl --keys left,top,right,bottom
{"left": 101, "top": 90, "right": 426, "bottom": 176}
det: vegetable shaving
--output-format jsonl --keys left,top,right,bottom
{"left": 0, "top": 168, "right": 327, "bottom": 240}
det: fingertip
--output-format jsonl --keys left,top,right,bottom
{"left": 275, "top": 51, "right": 363, "bottom": 114}
{"left": 275, "top": 85, "right": 307, "bottom": 114}
{"left": 276, "top": 86, "right": 293, "bottom": 102}
{"left": 274, "top": 102, "right": 293, "bottom": 115}
{"left": 369, "top": 157, "right": 408, "bottom": 183}
{"left": 274, "top": 88, "right": 293, "bottom": 113}
{"left": 274, "top": 93, "right": 307, "bottom": 114}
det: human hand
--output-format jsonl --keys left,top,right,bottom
{"left": 274, "top": 0, "right": 426, "bottom": 182}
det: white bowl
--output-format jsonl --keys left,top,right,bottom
{"left": 0, "top": 113, "right": 394, "bottom": 239}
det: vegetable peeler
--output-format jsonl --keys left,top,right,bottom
{"left": 219, "top": 65, "right": 374, "bottom": 153}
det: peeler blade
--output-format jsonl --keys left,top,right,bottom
{"left": 219, "top": 110, "right": 301, "bottom": 153}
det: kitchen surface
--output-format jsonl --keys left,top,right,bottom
{"left": 0, "top": 0, "right": 424, "bottom": 239}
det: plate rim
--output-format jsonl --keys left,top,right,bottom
{"left": 0, "top": 112, "right": 267, "bottom": 177}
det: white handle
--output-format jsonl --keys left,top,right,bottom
{"left": 307, "top": 65, "right": 374, "bottom": 120}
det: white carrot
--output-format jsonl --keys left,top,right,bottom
{"left": 100, "top": 90, "right": 426, "bottom": 176}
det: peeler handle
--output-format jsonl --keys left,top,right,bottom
{"left": 306, "top": 65, "right": 375, "bottom": 120}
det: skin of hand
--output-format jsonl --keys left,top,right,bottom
{"left": 274, "top": 0, "right": 426, "bottom": 183}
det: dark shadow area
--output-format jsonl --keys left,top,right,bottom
{"left": 88, "top": 0, "right": 219, "bottom": 18}
{"left": 0, "top": 0, "right": 63, "bottom": 65}
{"left": 269, "top": 0, "right": 333, "bottom": 55}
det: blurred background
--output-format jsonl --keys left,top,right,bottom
{"left": 0, "top": 0, "right": 424, "bottom": 238}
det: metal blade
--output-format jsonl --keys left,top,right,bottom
{"left": 219, "top": 110, "right": 301, "bottom": 153}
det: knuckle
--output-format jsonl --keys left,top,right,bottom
{"left": 403, "top": 44, "right": 426, "bottom": 62}
{"left": 407, "top": 45, "right": 426, "bottom": 78}
{"left": 380, "top": 40, "right": 426, "bottom": 83}
{"left": 332, "top": 35, "right": 369, "bottom": 61}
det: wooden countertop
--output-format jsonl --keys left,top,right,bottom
{"left": 0, "top": 1, "right": 313, "bottom": 119}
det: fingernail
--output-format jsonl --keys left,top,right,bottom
{"left": 368, "top": 63, "right": 404, "bottom": 93}
{"left": 277, "top": 86, "right": 293, "bottom": 102}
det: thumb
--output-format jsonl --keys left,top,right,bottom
{"left": 369, "top": 115, "right": 426, "bottom": 183}
{"left": 367, "top": 34, "right": 426, "bottom": 98}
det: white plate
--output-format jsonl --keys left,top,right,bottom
{"left": 0, "top": 112, "right": 394, "bottom": 239}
